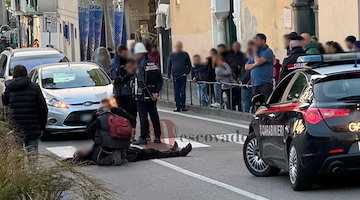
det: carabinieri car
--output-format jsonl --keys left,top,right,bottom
{"left": 243, "top": 53, "right": 360, "bottom": 191}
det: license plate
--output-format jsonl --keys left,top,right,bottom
{"left": 80, "top": 114, "right": 92, "bottom": 122}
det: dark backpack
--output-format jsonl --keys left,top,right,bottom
{"left": 108, "top": 115, "right": 132, "bottom": 140}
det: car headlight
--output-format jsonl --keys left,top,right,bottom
{"left": 46, "top": 98, "right": 69, "bottom": 109}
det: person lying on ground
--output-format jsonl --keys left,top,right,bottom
{"left": 69, "top": 99, "right": 192, "bottom": 166}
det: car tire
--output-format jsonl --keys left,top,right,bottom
{"left": 243, "top": 132, "right": 281, "bottom": 177}
{"left": 41, "top": 130, "right": 52, "bottom": 141}
{"left": 288, "top": 142, "right": 313, "bottom": 191}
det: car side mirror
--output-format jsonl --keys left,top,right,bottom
{"left": 252, "top": 94, "right": 267, "bottom": 107}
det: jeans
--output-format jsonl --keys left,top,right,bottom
{"left": 197, "top": 83, "right": 209, "bottom": 107}
{"left": 173, "top": 76, "right": 187, "bottom": 109}
{"left": 137, "top": 100, "right": 161, "bottom": 140}
{"left": 25, "top": 139, "right": 39, "bottom": 153}
{"left": 213, "top": 83, "right": 221, "bottom": 103}
{"left": 241, "top": 87, "right": 252, "bottom": 113}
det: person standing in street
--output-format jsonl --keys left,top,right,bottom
{"left": 94, "top": 47, "right": 112, "bottom": 76}
{"left": 148, "top": 45, "right": 161, "bottom": 66}
{"left": 133, "top": 42, "right": 163, "bottom": 145}
{"left": 167, "top": 41, "right": 192, "bottom": 112}
{"left": 110, "top": 45, "right": 128, "bottom": 80}
{"left": 345, "top": 36, "right": 357, "bottom": 51}
{"left": 191, "top": 55, "right": 209, "bottom": 107}
{"left": 280, "top": 36, "right": 307, "bottom": 80}
{"left": 301, "top": 33, "right": 321, "bottom": 55}
{"left": 245, "top": 33, "right": 274, "bottom": 100}
{"left": 3, "top": 65, "right": 48, "bottom": 154}
{"left": 0, "top": 36, "right": 9, "bottom": 53}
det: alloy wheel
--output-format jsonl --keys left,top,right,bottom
{"left": 245, "top": 138, "right": 269, "bottom": 173}
{"left": 289, "top": 146, "right": 298, "bottom": 185}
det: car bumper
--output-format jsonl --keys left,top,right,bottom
{"left": 298, "top": 133, "right": 360, "bottom": 175}
{"left": 45, "top": 105, "right": 98, "bottom": 134}
{"left": 318, "top": 153, "right": 360, "bottom": 174}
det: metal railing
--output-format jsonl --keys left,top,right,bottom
{"left": 160, "top": 76, "right": 253, "bottom": 113}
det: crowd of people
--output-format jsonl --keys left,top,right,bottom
{"left": 172, "top": 33, "right": 360, "bottom": 113}
{"left": 3, "top": 38, "right": 193, "bottom": 166}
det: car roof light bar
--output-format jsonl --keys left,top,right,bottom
{"left": 297, "top": 52, "right": 360, "bottom": 63}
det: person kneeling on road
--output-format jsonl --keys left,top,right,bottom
{"left": 74, "top": 99, "right": 192, "bottom": 166}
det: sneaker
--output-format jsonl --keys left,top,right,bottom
{"left": 154, "top": 137, "right": 162, "bottom": 143}
{"left": 181, "top": 108, "right": 188, "bottom": 112}
{"left": 174, "top": 108, "right": 181, "bottom": 112}
{"left": 132, "top": 139, "right": 147, "bottom": 145}
{"left": 180, "top": 143, "right": 192, "bottom": 156}
{"left": 211, "top": 102, "right": 221, "bottom": 108}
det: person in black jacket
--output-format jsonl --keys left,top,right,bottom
{"left": 3, "top": 65, "right": 48, "bottom": 153}
{"left": 191, "top": 55, "right": 209, "bottom": 107}
{"left": 133, "top": 43, "right": 163, "bottom": 145}
{"left": 280, "top": 36, "right": 307, "bottom": 80}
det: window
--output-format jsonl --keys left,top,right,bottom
{"left": 41, "top": 67, "right": 111, "bottom": 89}
{"left": 285, "top": 74, "right": 307, "bottom": 102}
{"left": 268, "top": 74, "right": 295, "bottom": 105}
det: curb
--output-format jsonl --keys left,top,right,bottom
{"left": 158, "top": 100, "right": 253, "bottom": 122}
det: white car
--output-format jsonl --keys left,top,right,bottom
{"left": 29, "top": 62, "right": 114, "bottom": 140}
{"left": 0, "top": 25, "right": 12, "bottom": 41}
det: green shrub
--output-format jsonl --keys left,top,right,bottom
{"left": 0, "top": 121, "right": 114, "bottom": 200}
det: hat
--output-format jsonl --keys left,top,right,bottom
{"left": 134, "top": 42, "right": 148, "bottom": 54}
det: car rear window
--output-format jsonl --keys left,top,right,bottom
{"left": 314, "top": 73, "right": 360, "bottom": 102}
{"left": 10, "top": 54, "right": 68, "bottom": 75}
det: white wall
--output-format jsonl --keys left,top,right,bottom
{"left": 57, "top": 0, "right": 81, "bottom": 61}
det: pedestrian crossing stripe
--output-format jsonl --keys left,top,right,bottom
{"left": 46, "top": 146, "right": 77, "bottom": 159}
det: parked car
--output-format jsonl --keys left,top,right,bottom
{"left": 0, "top": 25, "right": 12, "bottom": 41}
{"left": 243, "top": 52, "right": 360, "bottom": 191}
{"left": 0, "top": 47, "right": 68, "bottom": 106}
{"left": 29, "top": 62, "right": 114, "bottom": 140}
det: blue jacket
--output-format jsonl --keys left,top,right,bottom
{"left": 110, "top": 54, "right": 134, "bottom": 97}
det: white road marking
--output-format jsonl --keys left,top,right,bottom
{"left": 48, "top": 145, "right": 267, "bottom": 200}
{"left": 151, "top": 159, "right": 269, "bottom": 200}
{"left": 172, "top": 137, "right": 210, "bottom": 148}
{"left": 212, "top": 133, "right": 247, "bottom": 145}
{"left": 158, "top": 109, "right": 250, "bottom": 129}
{"left": 46, "top": 146, "right": 77, "bottom": 159}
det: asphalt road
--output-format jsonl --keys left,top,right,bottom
{"left": 39, "top": 107, "right": 360, "bottom": 200}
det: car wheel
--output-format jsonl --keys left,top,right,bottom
{"left": 288, "top": 143, "right": 313, "bottom": 191}
{"left": 41, "top": 130, "right": 52, "bottom": 141}
{"left": 243, "top": 132, "right": 280, "bottom": 177}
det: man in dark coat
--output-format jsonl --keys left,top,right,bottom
{"left": 3, "top": 65, "right": 48, "bottom": 153}
{"left": 280, "top": 36, "right": 307, "bottom": 80}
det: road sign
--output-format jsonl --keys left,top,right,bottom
{"left": 43, "top": 12, "right": 57, "bottom": 33}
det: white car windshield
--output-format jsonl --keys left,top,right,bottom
{"left": 41, "top": 67, "right": 111, "bottom": 89}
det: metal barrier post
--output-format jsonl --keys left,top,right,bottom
{"left": 208, "top": 82, "right": 212, "bottom": 105}
{"left": 189, "top": 81, "right": 193, "bottom": 105}
{"left": 166, "top": 79, "right": 169, "bottom": 101}
{"left": 230, "top": 85, "right": 233, "bottom": 110}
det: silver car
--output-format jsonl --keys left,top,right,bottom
{"left": 29, "top": 62, "right": 114, "bottom": 139}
